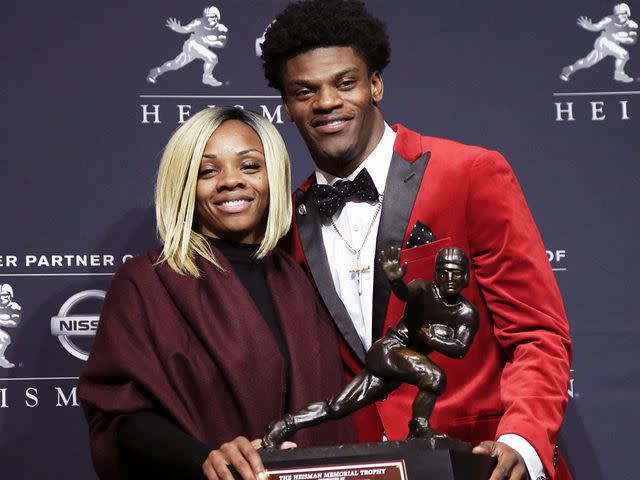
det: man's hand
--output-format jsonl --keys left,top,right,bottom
{"left": 472, "top": 441, "right": 530, "bottom": 480}
{"left": 202, "top": 437, "right": 296, "bottom": 480}
{"left": 577, "top": 16, "right": 594, "bottom": 30}
{"left": 166, "top": 17, "right": 183, "bottom": 32}
{"left": 379, "top": 246, "right": 407, "bottom": 282}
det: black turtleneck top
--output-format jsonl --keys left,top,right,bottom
{"left": 208, "top": 237, "right": 290, "bottom": 363}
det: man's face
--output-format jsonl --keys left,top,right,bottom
{"left": 281, "top": 46, "right": 385, "bottom": 177}
{"left": 615, "top": 12, "right": 629, "bottom": 23}
{"left": 614, "top": 5, "right": 630, "bottom": 23}
{"left": 206, "top": 15, "right": 219, "bottom": 27}
{"left": 435, "top": 265, "right": 467, "bottom": 296}
{"left": 0, "top": 293, "right": 10, "bottom": 306}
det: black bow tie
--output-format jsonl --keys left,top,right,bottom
{"left": 310, "top": 168, "right": 380, "bottom": 218}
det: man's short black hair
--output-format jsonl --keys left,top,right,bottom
{"left": 261, "top": 0, "right": 391, "bottom": 92}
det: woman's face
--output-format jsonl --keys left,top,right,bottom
{"left": 195, "top": 120, "right": 269, "bottom": 244}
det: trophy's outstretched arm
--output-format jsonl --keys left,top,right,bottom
{"left": 380, "top": 246, "right": 421, "bottom": 302}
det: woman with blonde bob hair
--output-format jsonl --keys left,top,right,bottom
{"left": 155, "top": 107, "right": 292, "bottom": 276}
{"left": 79, "top": 107, "right": 354, "bottom": 480}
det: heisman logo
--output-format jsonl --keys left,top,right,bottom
{"left": 50, "top": 290, "right": 104, "bottom": 361}
{"left": 147, "top": 5, "right": 229, "bottom": 87}
{"left": 560, "top": 3, "right": 638, "bottom": 83}
{"left": 0, "top": 284, "right": 22, "bottom": 369}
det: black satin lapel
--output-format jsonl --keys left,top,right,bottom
{"left": 372, "top": 151, "right": 431, "bottom": 341}
{"left": 295, "top": 189, "right": 367, "bottom": 363}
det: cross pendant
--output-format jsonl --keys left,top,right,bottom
{"left": 349, "top": 255, "right": 370, "bottom": 296}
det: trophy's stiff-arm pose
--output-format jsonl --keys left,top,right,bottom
{"left": 147, "top": 6, "right": 228, "bottom": 87}
{"left": 263, "top": 246, "right": 479, "bottom": 447}
{"left": 560, "top": 3, "right": 638, "bottom": 83}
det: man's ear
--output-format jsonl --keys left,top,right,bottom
{"left": 463, "top": 273, "right": 470, "bottom": 288}
{"left": 370, "top": 71, "right": 384, "bottom": 103}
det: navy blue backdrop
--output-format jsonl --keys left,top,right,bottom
{"left": 1, "top": 1, "right": 638, "bottom": 478}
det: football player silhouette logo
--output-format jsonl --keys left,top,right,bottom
{"left": 147, "top": 6, "right": 229, "bottom": 87}
{"left": 561, "top": 3, "right": 638, "bottom": 83}
{"left": 0, "top": 284, "right": 21, "bottom": 369}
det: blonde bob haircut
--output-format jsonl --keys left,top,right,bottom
{"left": 155, "top": 107, "right": 292, "bottom": 277}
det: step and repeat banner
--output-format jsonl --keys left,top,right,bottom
{"left": 1, "top": 1, "right": 638, "bottom": 478}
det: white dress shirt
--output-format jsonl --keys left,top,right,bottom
{"left": 314, "top": 123, "right": 545, "bottom": 480}
{"left": 315, "top": 124, "right": 396, "bottom": 350}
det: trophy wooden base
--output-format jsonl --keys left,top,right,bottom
{"left": 259, "top": 438, "right": 496, "bottom": 480}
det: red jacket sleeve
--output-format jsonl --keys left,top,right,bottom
{"left": 465, "top": 150, "right": 572, "bottom": 477}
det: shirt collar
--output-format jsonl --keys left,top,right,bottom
{"left": 314, "top": 123, "right": 396, "bottom": 194}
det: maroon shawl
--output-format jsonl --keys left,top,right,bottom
{"left": 78, "top": 246, "right": 354, "bottom": 479}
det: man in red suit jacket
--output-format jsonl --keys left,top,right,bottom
{"left": 260, "top": 1, "right": 572, "bottom": 479}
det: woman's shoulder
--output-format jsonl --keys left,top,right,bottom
{"left": 112, "top": 248, "right": 163, "bottom": 283}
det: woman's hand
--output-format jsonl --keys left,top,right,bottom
{"left": 202, "top": 437, "right": 296, "bottom": 480}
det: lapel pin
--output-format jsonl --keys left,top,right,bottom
{"left": 298, "top": 204, "right": 307, "bottom": 216}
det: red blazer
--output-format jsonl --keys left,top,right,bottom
{"left": 288, "top": 124, "right": 572, "bottom": 479}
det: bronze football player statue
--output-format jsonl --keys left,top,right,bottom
{"left": 263, "top": 246, "right": 479, "bottom": 448}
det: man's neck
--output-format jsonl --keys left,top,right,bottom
{"left": 433, "top": 284, "right": 463, "bottom": 307}
{"left": 314, "top": 122, "right": 395, "bottom": 189}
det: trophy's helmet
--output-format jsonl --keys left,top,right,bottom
{"left": 0, "top": 284, "right": 14, "bottom": 299}
{"left": 614, "top": 3, "right": 631, "bottom": 16}
{"left": 435, "top": 247, "right": 469, "bottom": 272}
{"left": 203, "top": 6, "right": 221, "bottom": 19}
